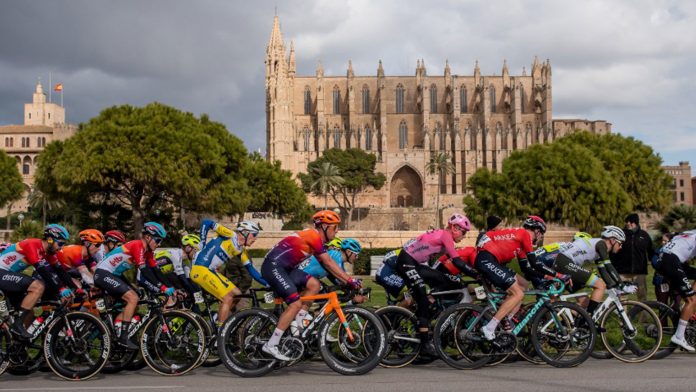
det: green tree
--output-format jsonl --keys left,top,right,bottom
{"left": 310, "top": 161, "right": 344, "bottom": 210}
{"left": 654, "top": 205, "right": 696, "bottom": 233}
{"left": 556, "top": 132, "right": 672, "bottom": 213}
{"left": 299, "top": 148, "right": 386, "bottom": 228}
{"left": 245, "top": 152, "right": 312, "bottom": 224}
{"left": 10, "top": 220, "right": 43, "bottom": 242}
{"left": 426, "top": 152, "right": 456, "bottom": 228}
{"left": 35, "top": 103, "right": 252, "bottom": 235}
{"left": 464, "top": 142, "right": 632, "bottom": 232}
{"left": 0, "top": 149, "right": 24, "bottom": 211}
{"left": 28, "top": 185, "right": 66, "bottom": 226}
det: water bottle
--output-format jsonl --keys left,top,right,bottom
{"left": 26, "top": 316, "right": 45, "bottom": 335}
{"left": 114, "top": 319, "right": 123, "bottom": 336}
{"left": 129, "top": 315, "right": 141, "bottom": 333}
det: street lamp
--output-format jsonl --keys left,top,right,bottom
{"left": 17, "top": 213, "right": 25, "bottom": 227}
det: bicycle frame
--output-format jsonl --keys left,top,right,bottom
{"left": 297, "top": 291, "right": 355, "bottom": 342}
{"left": 558, "top": 288, "right": 636, "bottom": 334}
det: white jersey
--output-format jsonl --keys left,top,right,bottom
{"left": 137, "top": 248, "right": 193, "bottom": 281}
{"left": 559, "top": 238, "right": 603, "bottom": 266}
{"left": 662, "top": 231, "right": 696, "bottom": 263}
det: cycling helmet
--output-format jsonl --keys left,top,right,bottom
{"left": 573, "top": 232, "right": 592, "bottom": 241}
{"left": 236, "top": 221, "right": 262, "bottom": 235}
{"left": 142, "top": 221, "right": 167, "bottom": 238}
{"left": 312, "top": 210, "right": 341, "bottom": 226}
{"left": 327, "top": 237, "right": 343, "bottom": 249}
{"left": 600, "top": 225, "right": 625, "bottom": 242}
{"left": 341, "top": 238, "right": 362, "bottom": 254}
{"left": 181, "top": 234, "right": 201, "bottom": 248}
{"left": 44, "top": 223, "right": 70, "bottom": 242}
{"left": 79, "top": 229, "right": 105, "bottom": 244}
{"left": 523, "top": 215, "right": 547, "bottom": 233}
{"left": 448, "top": 214, "right": 472, "bottom": 231}
{"left": 105, "top": 230, "right": 126, "bottom": 244}
{"left": 0, "top": 242, "right": 10, "bottom": 252}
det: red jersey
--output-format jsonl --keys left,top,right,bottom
{"left": 477, "top": 228, "right": 533, "bottom": 264}
{"left": 438, "top": 247, "right": 477, "bottom": 275}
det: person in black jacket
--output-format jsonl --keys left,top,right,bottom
{"left": 610, "top": 213, "right": 654, "bottom": 301}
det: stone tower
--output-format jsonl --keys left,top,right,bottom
{"left": 24, "top": 82, "right": 65, "bottom": 127}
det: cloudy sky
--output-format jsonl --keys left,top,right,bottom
{"left": 1, "top": 0, "right": 694, "bottom": 165}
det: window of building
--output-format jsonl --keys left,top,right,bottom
{"left": 681, "top": 192, "right": 685, "bottom": 202}
{"left": 303, "top": 127, "right": 311, "bottom": 151}
{"left": 490, "top": 86, "right": 496, "bottom": 112}
{"left": 304, "top": 87, "right": 311, "bottom": 115}
{"left": 399, "top": 120, "right": 407, "bottom": 149}
{"left": 333, "top": 86, "right": 340, "bottom": 114}
{"left": 460, "top": 86, "right": 467, "bottom": 113}
{"left": 430, "top": 84, "right": 437, "bottom": 113}
{"left": 28, "top": 113, "right": 31, "bottom": 119}
{"left": 520, "top": 85, "right": 525, "bottom": 113}
{"left": 333, "top": 126, "right": 341, "bottom": 148}
{"left": 48, "top": 113, "right": 51, "bottom": 119}
{"left": 365, "top": 127, "right": 372, "bottom": 151}
{"left": 362, "top": 85, "right": 370, "bottom": 114}
{"left": 396, "top": 84, "right": 404, "bottom": 114}
{"left": 680, "top": 179, "right": 684, "bottom": 187}
{"left": 22, "top": 156, "right": 31, "bottom": 175}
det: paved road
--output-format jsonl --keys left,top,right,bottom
{"left": 1, "top": 356, "right": 695, "bottom": 392}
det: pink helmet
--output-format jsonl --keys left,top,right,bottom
{"left": 448, "top": 214, "right": 471, "bottom": 231}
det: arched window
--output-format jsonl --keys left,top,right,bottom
{"left": 460, "top": 86, "right": 467, "bottom": 113}
{"left": 399, "top": 120, "right": 407, "bottom": 149}
{"left": 303, "top": 126, "right": 311, "bottom": 151}
{"left": 304, "top": 86, "right": 312, "bottom": 115}
{"left": 437, "top": 124, "right": 446, "bottom": 150}
{"left": 333, "top": 86, "right": 340, "bottom": 114}
{"left": 362, "top": 85, "right": 370, "bottom": 114}
{"left": 520, "top": 85, "right": 525, "bottom": 113}
{"left": 396, "top": 84, "right": 405, "bottom": 113}
{"left": 365, "top": 126, "right": 372, "bottom": 151}
{"left": 489, "top": 86, "right": 496, "bottom": 113}
{"left": 430, "top": 84, "right": 437, "bottom": 113}
{"left": 22, "top": 156, "right": 31, "bottom": 175}
{"left": 333, "top": 126, "right": 341, "bottom": 148}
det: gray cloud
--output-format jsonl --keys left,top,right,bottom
{"left": 1, "top": 0, "right": 694, "bottom": 164}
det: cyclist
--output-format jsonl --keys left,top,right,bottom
{"left": 191, "top": 219, "right": 266, "bottom": 329}
{"left": 653, "top": 230, "right": 696, "bottom": 351}
{"left": 104, "top": 230, "right": 127, "bottom": 253}
{"left": 56, "top": 229, "right": 106, "bottom": 286}
{"left": 0, "top": 224, "right": 73, "bottom": 339}
{"left": 300, "top": 238, "right": 360, "bottom": 283}
{"left": 652, "top": 232, "right": 677, "bottom": 304}
{"left": 476, "top": 215, "right": 568, "bottom": 340}
{"left": 394, "top": 213, "right": 473, "bottom": 355}
{"left": 93, "top": 222, "right": 171, "bottom": 349}
{"left": 326, "top": 237, "right": 343, "bottom": 251}
{"left": 154, "top": 234, "right": 201, "bottom": 298}
{"left": 374, "top": 249, "right": 410, "bottom": 305}
{"left": 260, "top": 210, "right": 360, "bottom": 360}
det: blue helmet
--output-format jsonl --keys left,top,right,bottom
{"left": 44, "top": 223, "right": 70, "bottom": 242}
{"left": 143, "top": 221, "right": 167, "bottom": 238}
{"left": 341, "top": 238, "right": 362, "bottom": 254}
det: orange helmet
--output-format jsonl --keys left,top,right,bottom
{"left": 79, "top": 229, "right": 105, "bottom": 244}
{"left": 312, "top": 210, "right": 341, "bottom": 226}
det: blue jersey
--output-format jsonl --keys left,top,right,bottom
{"left": 298, "top": 249, "right": 344, "bottom": 279}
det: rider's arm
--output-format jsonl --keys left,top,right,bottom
{"left": 241, "top": 249, "right": 268, "bottom": 286}
{"left": 35, "top": 261, "right": 70, "bottom": 291}
{"left": 317, "top": 252, "right": 352, "bottom": 283}
{"left": 594, "top": 241, "right": 621, "bottom": 288}
{"left": 76, "top": 264, "right": 94, "bottom": 286}
{"left": 450, "top": 257, "right": 479, "bottom": 278}
{"left": 520, "top": 251, "right": 557, "bottom": 278}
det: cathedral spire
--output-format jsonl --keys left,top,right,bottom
{"left": 347, "top": 59, "right": 354, "bottom": 78}
{"left": 377, "top": 59, "right": 384, "bottom": 77}
{"left": 474, "top": 60, "right": 481, "bottom": 86}
{"left": 266, "top": 15, "right": 288, "bottom": 80}
{"left": 288, "top": 40, "right": 296, "bottom": 77}
{"left": 502, "top": 59, "right": 509, "bottom": 77}
{"left": 444, "top": 59, "right": 451, "bottom": 78}
{"left": 316, "top": 60, "right": 324, "bottom": 77}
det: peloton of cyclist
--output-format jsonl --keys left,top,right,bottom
{"left": 56, "top": 229, "right": 106, "bottom": 287}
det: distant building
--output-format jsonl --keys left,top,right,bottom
{"left": 0, "top": 83, "right": 76, "bottom": 216}
{"left": 662, "top": 161, "right": 693, "bottom": 206}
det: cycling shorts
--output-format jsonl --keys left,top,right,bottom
{"left": 94, "top": 269, "right": 132, "bottom": 298}
{"left": 0, "top": 269, "right": 34, "bottom": 296}
{"left": 474, "top": 250, "right": 516, "bottom": 290}
{"left": 655, "top": 253, "right": 696, "bottom": 297}
{"left": 261, "top": 259, "right": 311, "bottom": 304}
{"left": 374, "top": 262, "right": 405, "bottom": 297}
{"left": 190, "top": 265, "right": 237, "bottom": 300}
{"left": 554, "top": 254, "right": 598, "bottom": 292}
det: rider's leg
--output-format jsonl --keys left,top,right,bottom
{"left": 587, "top": 277, "right": 606, "bottom": 316}
{"left": 20, "top": 280, "right": 44, "bottom": 324}
{"left": 218, "top": 287, "right": 242, "bottom": 325}
{"left": 295, "top": 277, "right": 320, "bottom": 326}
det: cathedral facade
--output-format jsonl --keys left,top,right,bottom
{"left": 265, "top": 16, "right": 611, "bottom": 212}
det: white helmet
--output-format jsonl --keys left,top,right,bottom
{"left": 601, "top": 225, "right": 625, "bottom": 242}
{"left": 236, "top": 221, "right": 262, "bottom": 235}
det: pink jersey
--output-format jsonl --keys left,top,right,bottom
{"left": 403, "top": 229, "right": 459, "bottom": 264}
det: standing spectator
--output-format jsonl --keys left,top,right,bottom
{"left": 610, "top": 213, "right": 654, "bottom": 301}
{"left": 476, "top": 215, "right": 502, "bottom": 244}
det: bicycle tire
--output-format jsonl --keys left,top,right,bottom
{"left": 218, "top": 308, "right": 278, "bottom": 377}
{"left": 140, "top": 310, "right": 205, "bottom": 376}
{"left": 0, "top": 324, "right": 11, "bottom": 376}
{"left": 44, "top": 311, "right": 111, "bottom": 380}
{"left": 186, "top": 311, "right": 217, "bottom": 368}
{"left": 598, "top": 300, "right": 661, "bottom": 363}
{"left": 375, "top": 306, "right": 420, "bottom": 368}
{"left": 642, "top": 301, "right": 678, "bottom": 360}
{"left": 318, "top": 306, "right": 387, "bottom": 375}
{"left": 530, "top": 301, "right": 596, "bottom": 368}
{"left": 6, "top": 337, "right": 44, "bottom": 375}
{"left": 432, "top": 303, "right": 491, "bottom": 370}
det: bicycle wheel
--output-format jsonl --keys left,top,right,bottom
{"left": 218, "top": 309, "right": 278, "bottom": 377}
{"left": 44, "top": 311, "right": 111, "bottom": 380}
{"left": 0, "top": 324, "right": 11, "bottom": 376}
{"left": 515, "top": 306, "right": 545, "bottom": 365}
{"left": 375, "top": 306, "right": 420, "bottom": 368}
{"left": 432, "top": 303, "right": 491, "bottom": 370}
{"left": 6, "top": 336, "right": 44, "bottom": 375}
{"left": 530, "top": 301, "right": 595, "bottom": 368}
{"left": 642, "top": 301, "right": 678, "bottom": 359}
{"left": 140, "top": 310, "right": 205, "bottom": 376}
{"left": 318, "top": 306, "right": 386, "bottom": 375}
{"left": 599, "top": 300, "right": 661, "bottom": 363}
{"left": 186, "top": 311, "right": 216, "bottom": 368}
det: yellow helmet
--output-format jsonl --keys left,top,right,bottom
{"left": 327, "top": 237, "right": 343, "bottom": 249}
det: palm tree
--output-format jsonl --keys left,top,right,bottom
{"left": 27, "top": 186, "right": 65, "bottom": 226}
{"left": 654, "top": 205, "right": 696, "bottom": 233}
{"left": 311, "top": 162, "right": 344, "bottom": 210}
{"left": 425, "top": 152, "right": 455, "bottom": 228}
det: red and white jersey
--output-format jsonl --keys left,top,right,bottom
{"left": 662, "top": 231, "right": 696, "bottom": 263}
{"left": 0, "top": 239, "right": 58, "bottom": 273}
{"left": 477, "top": 228, "right": 533, "bottom": 264}
{"left": 96, "top": 239, "right": 156, "bottom": 276}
